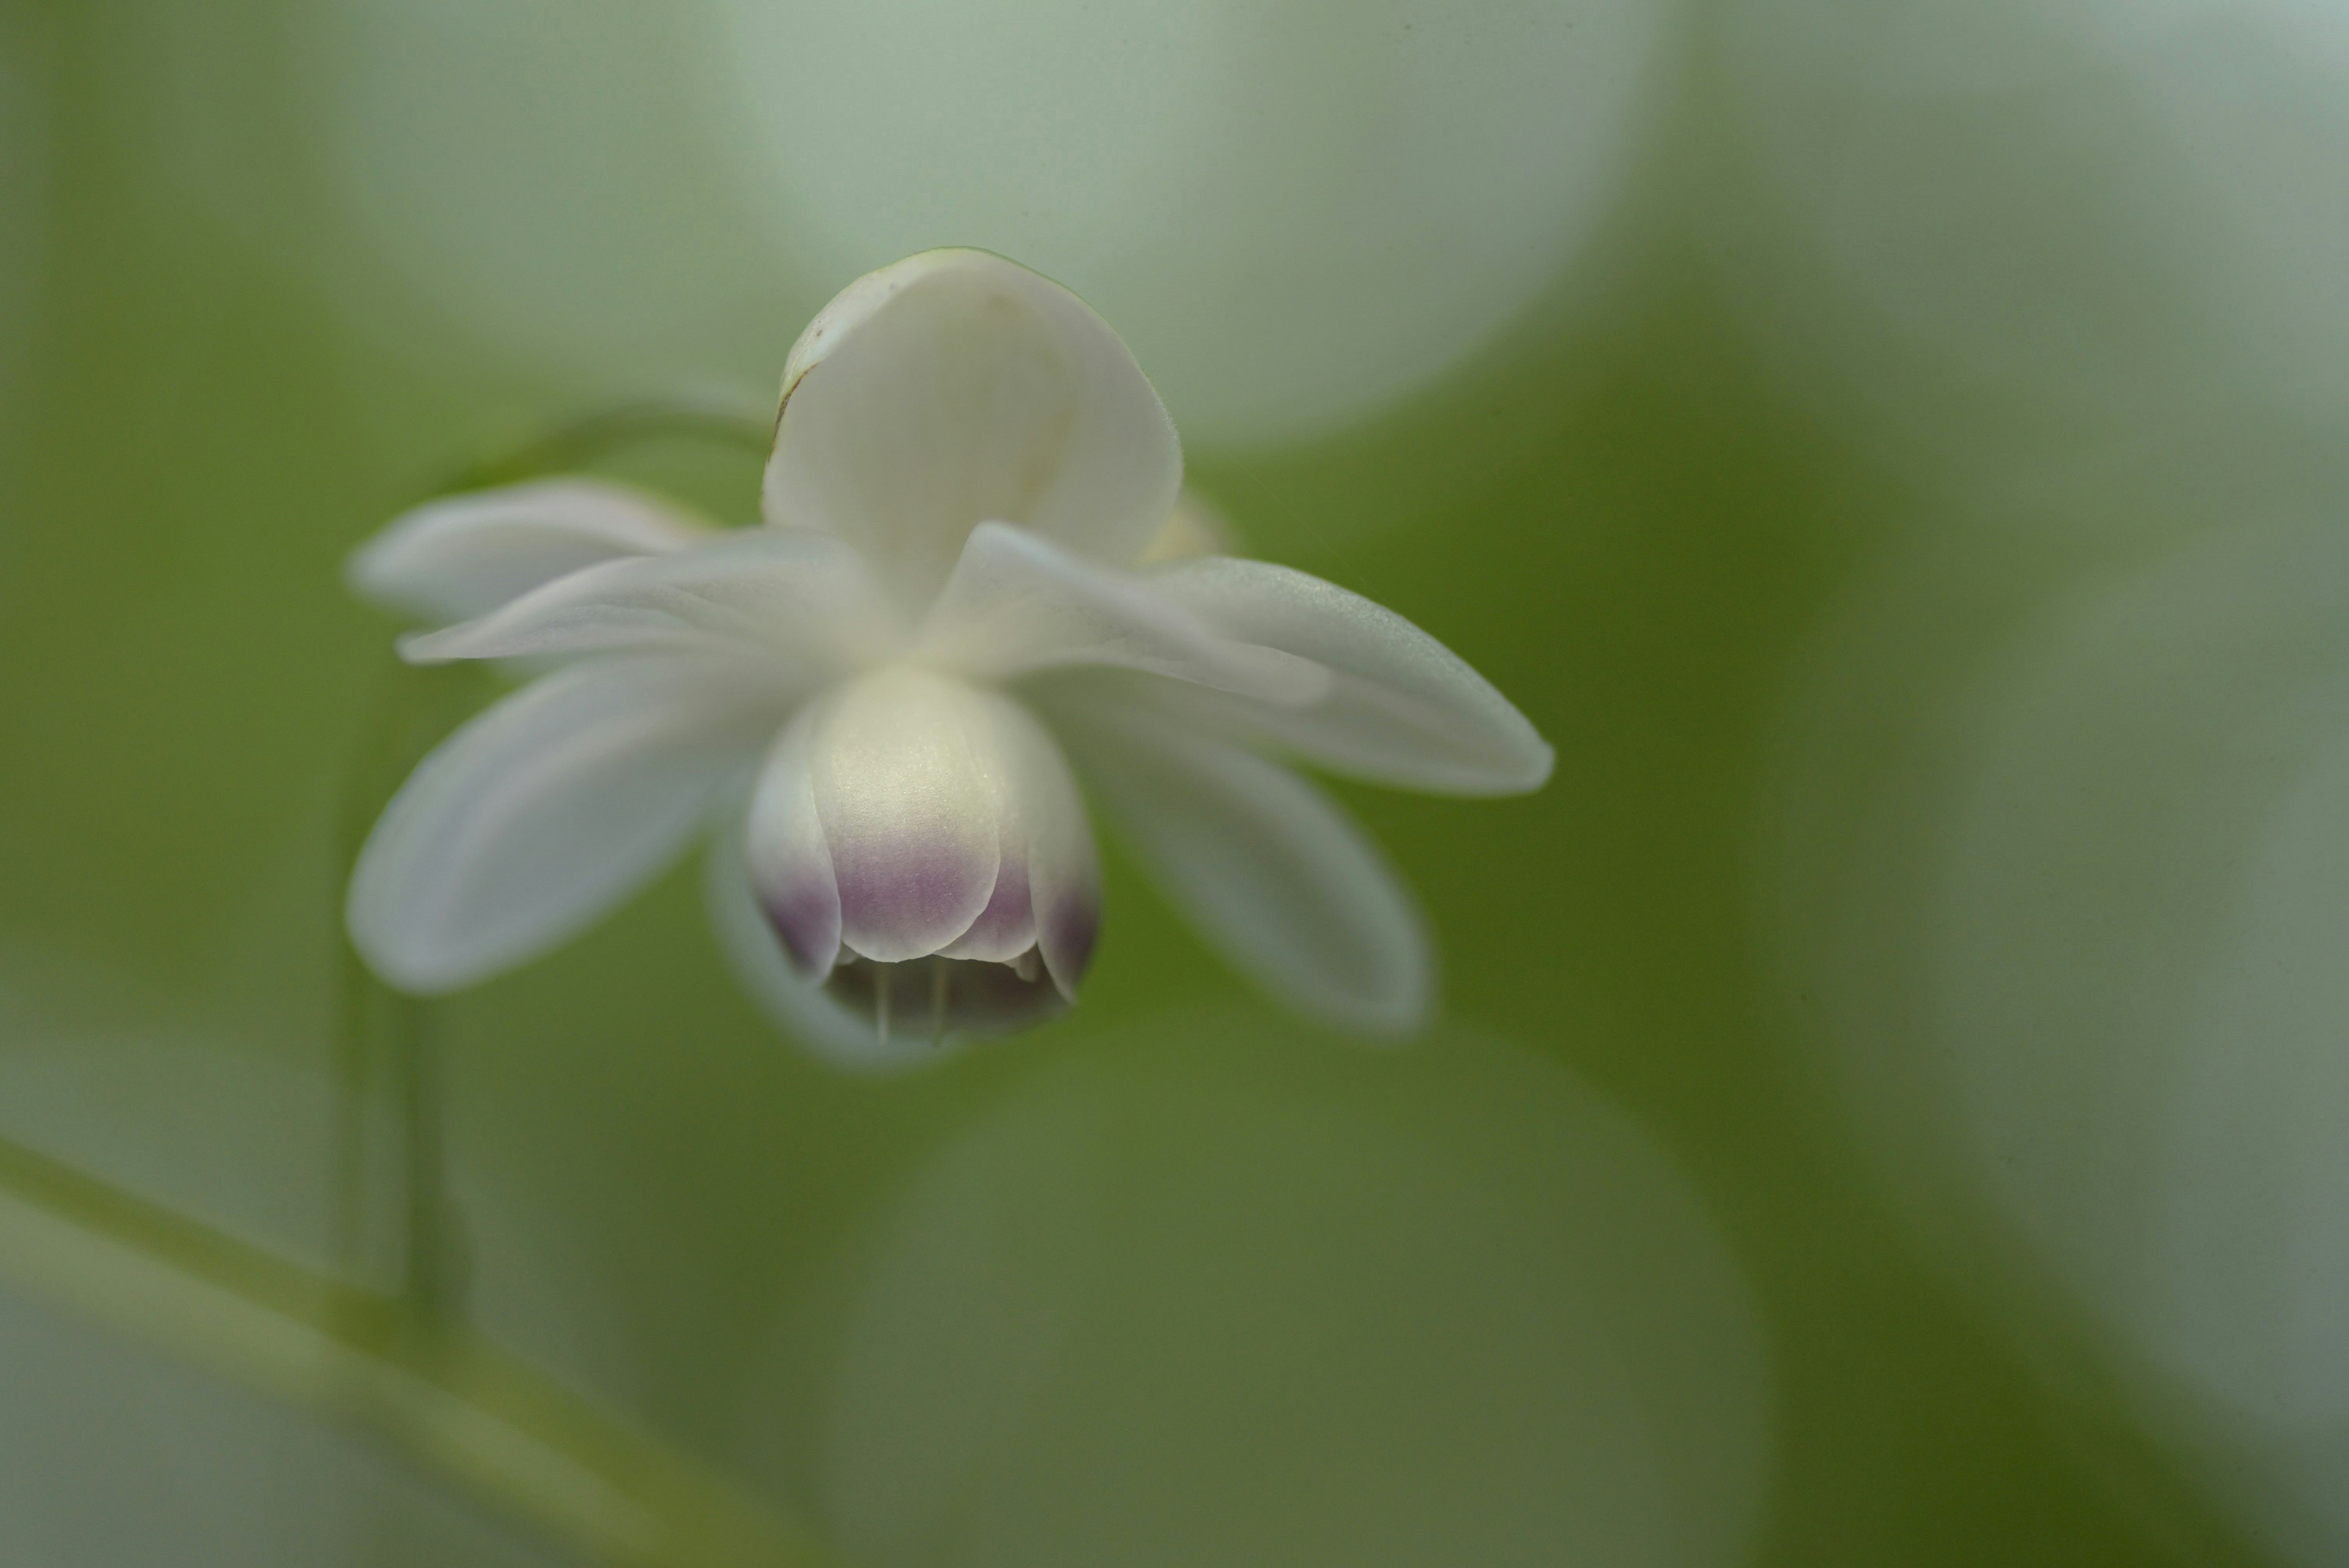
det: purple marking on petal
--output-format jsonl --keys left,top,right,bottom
{"left": 942, "top": 860, "right": 1037, "bottom": 961}
{"left": 762, "top": 885, "right": 840, "bottom": 978}
{"left": 834, "top": 846, "right": 996, "bottom": 959}
{"left": 808, "top": 666, "right": 1008, "bottom": 961}
{"left": 1038, "top": 890, "right": 1100, "bottom": 999}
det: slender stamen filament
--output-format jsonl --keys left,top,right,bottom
{"left": 822, "top": 951, "right": 1067, "bottom": 1044}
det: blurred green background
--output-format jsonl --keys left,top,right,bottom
{"left": 5, "top": 0, "right": 2347, "bottom": 1563}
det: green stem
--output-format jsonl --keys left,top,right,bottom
{"left": 363, "top": 389, "right": 781, "bottom": 1313}
{"left": 0, "top": 629, "right": 833, "bottom": 1559}
{"left": 170, "top": 378, "right": 817, "bottom": 1556}
{"left": 0, "top": 1132, "right": 823, "bottom": 1566}
{"left": 438, "top": 395, "right": 776, "bottom": 496}
{"left": 333, "top": 657, "right": 488, "bottom": 1311}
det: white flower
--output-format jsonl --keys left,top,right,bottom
{"left": 344, "top": 250, "right": 1551, "bottom": 1068}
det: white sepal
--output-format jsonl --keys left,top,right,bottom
{"left": 1059, "top": 702, "right": 1431, "bottom": 1035}
{"left": 348, "top": 478, "right": 713, "bottom": 625}
{"left": 763, "top": 249, "right": 1182, "bottom": 609}
{"left": 399, "top": 526, "right": 902, "bottom": 677}
{"left": 347, "top": 655, "right": 791, "bottom": 993}
{"left": 1150, "top": 556, "right": 1553, "bottom": 796}
{"left": 917, "top": 522, "right": 1328, "bottom": 704}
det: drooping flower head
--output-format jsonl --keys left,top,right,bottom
{"left": 346, "top": 250, "right": 1550, "bottom": 1068}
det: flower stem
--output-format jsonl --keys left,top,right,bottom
{"left": 436, "top": 393, "right": 776, "bottom": 496}
{"left": 276, "top": 649, "right": 828, "bottom": 1559}
{"left": 0, "top": 1131, "right": 824, "bottom": 1566}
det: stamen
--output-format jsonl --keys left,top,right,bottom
{"left": 820, "top": 951, "right": 1070, "bottom": 1046}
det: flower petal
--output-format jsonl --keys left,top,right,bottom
{"left": 349, "top": 478, "right": 713, "bottom": 624}
{"left": 916, "top": 522, "right": 1329, "bottom": 704}
{"left": 399, "top": 526, "right": 900, "bottom": 677}
{"left": 937, "top": 689, "right": 1100, "bottom": 999}
{"left": 743, "top": 705, "right": 841, "bottom": 978}
{"left": 807, "top": 668, "right": 1004, "bottom": 964}
{"left": 763, "top": 250, "right": 1182, "bottom": 608}
{"left": 347, "top": 656, "right": 792, "bottom": 993}
{"left": 1149, "top": 557, "right": 1554, "bottom": 795}
{"left": 1058, "top": 704, "right": 1431, "bottom": 1035}
{"left": 705, "top": 817, "right": 967, "bottom": 1076}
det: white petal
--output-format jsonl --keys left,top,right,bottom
{"left": 1149, "top": 557, "right": 1554, "bottom": 795}
{"left": 763, "top": 250, "right": 1182, "bottom": 609}
{"left": 743, "top": 705, "right": 841, "bottom": 978}
{"left": 399, "top": 526, "right": 901, "bottom": 677}
{"left": 916, "top": 522, "right": 1329, "bottom": 705}
{"left": 807, "top": 668, "right": 1003, "bottom": 964}
{"left": 937, "top": 690, "right": 1100, "bottom": 998}
{"left": 1059, "top": 705, "right": 1431, "bottom": 1035}
{"left": 348, "top": 478, "right": 713, "bottom": 624}
{"left": 705, "top": 817, "right": 966, "bottom": 1076}
{"left": 347, "top": 656, "right": 790, "bottom": 993}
